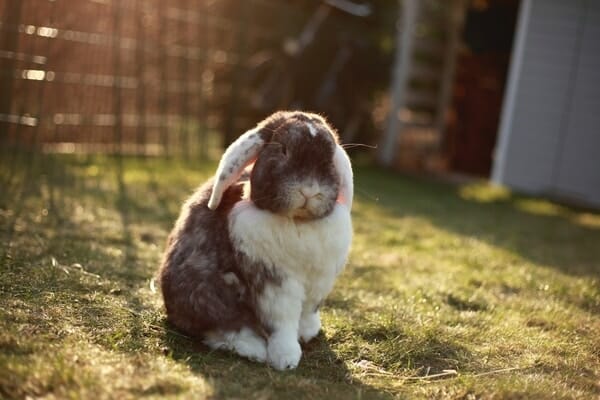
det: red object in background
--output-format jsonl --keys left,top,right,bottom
{"left": 444, "top": 0, "right": 519, "bottom": 176}
{"left": 446, "top": 53, "right": 509, "bottom": 176}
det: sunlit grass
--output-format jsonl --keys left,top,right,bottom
{"left": 1, "top": 154, "right": 599, "bottom": 399}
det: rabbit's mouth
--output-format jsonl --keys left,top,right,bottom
{"left": 289, "top": 200, "right": 336, "bottom": 221}
{"left": 291, "top": 207, "right": 317, "bottom": 221}
{"left": 288, "top": 199, "right": 322, "bottom": 220}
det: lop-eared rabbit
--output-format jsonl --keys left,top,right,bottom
{"left": 159, "top": 111, "right": 353, "bottom": 370}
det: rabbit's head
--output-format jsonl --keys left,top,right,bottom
{"left": 208, "top": 111, "right": 353, "bottom": 219}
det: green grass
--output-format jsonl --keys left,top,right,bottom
{"left": 1, "top": 153, "right": 599, "bottom": 399}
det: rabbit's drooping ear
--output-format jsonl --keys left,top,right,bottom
{"left": 333, "top": 144, "right": 354, "bottom": 210}
{"left": 208, "top": 128, "right": 265, "bottom": 210}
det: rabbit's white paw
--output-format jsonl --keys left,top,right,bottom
{"left": 267, "top": 332, "right": 302, "bottom": 370}
{"left": 204, "top": 327, "right": 267, "bottom": 363}
{"left": 233, "top": 328, "right": 268, "bottom": 363}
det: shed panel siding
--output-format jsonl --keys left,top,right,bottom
{"left": 501, "top": 0, "right": 584, "bottom": 192}
{"left": 493, "top": 0, "right": 600, "bottom": 207}
{"left": 554, "top": 4, "right": 600, "bottom": 203}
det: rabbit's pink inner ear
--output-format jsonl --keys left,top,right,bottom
{"left": 334, "top": 144, "right": 354, "bottom": 210}
{"left": 207, "top": 128, "right": 264, "bottom": 210}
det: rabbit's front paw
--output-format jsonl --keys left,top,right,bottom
{"left": 267, "top": 332, "right": 302, "bottom": 370}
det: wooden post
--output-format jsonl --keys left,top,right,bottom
{"left": 378, "top": 0, "right": 419, "bottom": 167}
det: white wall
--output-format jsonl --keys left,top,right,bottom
{"left": 492, "top": 0, "right": 600, "bottom": 207}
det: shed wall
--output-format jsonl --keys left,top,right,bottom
{"left": 492, "top": 0, "right": 600, "bottom": 207}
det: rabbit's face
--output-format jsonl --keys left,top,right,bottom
{"left": 208, "top": 111, "right": 352, "bottom": 216}
{"left": 250, "top": 118, "right": 340, "bottom": 220}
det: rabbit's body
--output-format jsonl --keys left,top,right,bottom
{"left": 159, "top": 111, "right": 353, "bottom": 370}
{"left": 229, "top": 199, "right": 351, "bottom": 306}
{"left": 160, "top": 180, "right": 262, "bottom": 336}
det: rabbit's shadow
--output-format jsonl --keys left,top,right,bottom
{"left": 161, "top": 327, "right": 392, "bottom": 399}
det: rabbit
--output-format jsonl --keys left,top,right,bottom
{"left": 159, "top": 111, "right": 353, "bottom": 370}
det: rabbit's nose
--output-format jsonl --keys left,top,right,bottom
{"left": 300, "top": 184, "right": 320, "bottom": 199}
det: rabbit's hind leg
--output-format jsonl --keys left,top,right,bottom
{"left": 203, "top": 327, "right": 267, "bottom": 363}
{"left": 299, "top": 310, "right": 321, "bottom": 343}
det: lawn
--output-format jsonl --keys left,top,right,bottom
{"left": 1, "top": 153, "right": 599, "bottom": 399}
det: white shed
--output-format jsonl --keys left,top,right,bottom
{"left": 492, "top": 0, "right": 600, "bottom": 207}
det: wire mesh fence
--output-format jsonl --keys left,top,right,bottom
{"left": 0, "top": 0, "right": 394, "bottom": 254}
{"left": 0, "top": 0, "right": 290, "bottom": 259}
{"left": 0, "top": 0, "right": 394, "bottom": 160}
{"left": 0, "top": 0, "right": 289, "bottom": 159}
{"left": 0, "top": 0, "right": 394, "bottom": 249}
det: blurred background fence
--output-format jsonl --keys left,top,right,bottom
{"left": 2, "top": 0, "right": 599, "bottom": 227}
{"left": 0, "top": 0, "right": 394, "bottom": 161}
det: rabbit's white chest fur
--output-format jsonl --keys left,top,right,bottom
{"left": 229, "top": 200, "right": 352, "bottom": 304}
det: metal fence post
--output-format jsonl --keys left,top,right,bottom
{"left": 158, "top": 0, "right": 169, "bottom": 157}
{"left": 178, "top": 0, "right": 190, "bottom": 160}
{"left": 135, "top": 0, "right": 147, "bottom": 157}
{"left": 223, "top": 0, "right": 251, "bottom": 147}
{"left": 112, "top": 2, "right": 123, "bottom": 156}
{"left": 197, "top": 1, "right": 208, "bottom": 159}
{"left": 0, "top": 1, "right": 23, "bottom": 141}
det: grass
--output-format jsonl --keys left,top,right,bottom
{"left": 1, "top": 152, "right": 599, "bottom": 399}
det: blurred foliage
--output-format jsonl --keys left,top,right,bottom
{"left": 223, "top": 0, "right": 399, "bottom": 142}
